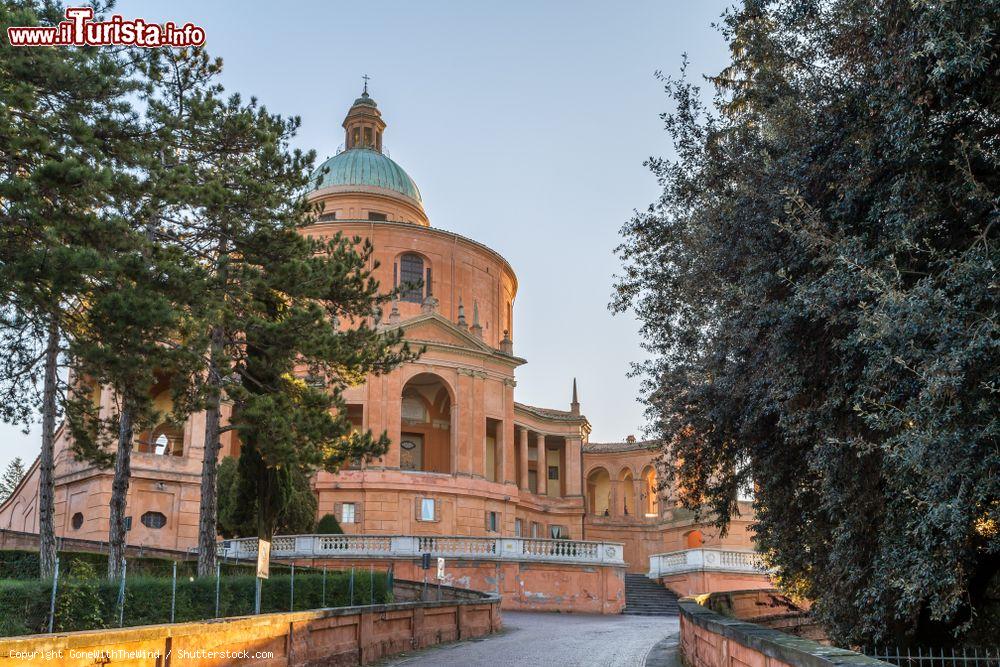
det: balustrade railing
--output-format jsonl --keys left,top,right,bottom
{"left": 218, "top": 534, "right": 625, "bottom": 566}
{"left": 647, "top": 547, "right": 769, "bottom": 578}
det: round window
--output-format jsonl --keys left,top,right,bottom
{"left": 140, "top": 511, "right": 167, "bottom": 529}
{"left": 71, "top": 512, "right": 83, "bottom": 530}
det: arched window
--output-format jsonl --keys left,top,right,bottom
{"left": 141, "top": 511, "right": 167, "bottom": 529}
{"left": 399, "top": 253, "right": 425, "bottom": 303}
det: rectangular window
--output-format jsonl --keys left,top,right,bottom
{"left": 124, "top": 516, "right": 132, "bottom": 532}
{"left": 368, "top": 212, "right": 387, "bottom": 221}
{"left": 485, "top": 511, "right": 499, "bottom": 533}
{"left": 548, "top": 465, "right": 559, "bottom": 480}
{"left": 514, "top": 518, "right": 523, "bottom": 537}
{"left": 425, "top": 267, "right": 432, "bottom": 297}
{"left": 549, "top": 525, "right": 567, "bottom": 539}
{"left": 531, "top": 521, "right": 541, "bottom": 538}
{"left": 341, "top": 502, "right": 356, "bottom": 524}
{"left": 399, "top": 254, "right": 424, "bottom": 302}
{"left": 420, "top": 498, "right": 436, "bottom": 522}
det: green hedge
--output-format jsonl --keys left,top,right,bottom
{"left": 0, "top": 569, "right": 391, "bottom": 637}
{"left": 0, "top": 549, "right": 297, "bottom": 580}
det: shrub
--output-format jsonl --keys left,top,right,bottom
{"left": 0, "top": 567, "right": 391, "bottom": 637}
{"left": 0, "top": 549, "right": 302, "bottom": 581}
{"left": 315, "top": 513, "right": 343, "bottom": 534}
{"left": 55, "top": 560, "right": 104, "bottom": 632}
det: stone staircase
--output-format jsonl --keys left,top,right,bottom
{"left": 623, "top": 573, "right": 680, "bottom": 616}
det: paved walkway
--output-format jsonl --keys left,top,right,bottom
{"left": 377, "top": 611, "right": 680, "bottom": 667}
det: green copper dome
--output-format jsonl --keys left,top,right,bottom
{"left": 309, "top": 148, "right": 421, "bottom": 202}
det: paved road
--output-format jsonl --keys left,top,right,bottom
{"left": 377, "top": 611, "right": 680, "bottom": 667}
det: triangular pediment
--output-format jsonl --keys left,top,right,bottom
{"left": 382, "top": 312, "right": 526, "bottom": 368}
{"left": 393, "top": 312, "right": 494, "bottom": 352}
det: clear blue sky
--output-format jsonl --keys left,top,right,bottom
{"left": 0, "top": 1, "right": 734, "bottom": 472}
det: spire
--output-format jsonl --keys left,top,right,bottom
{"left": 471, "top": 301, "right": 483, "bottom": 339}
{"left": 457, "top": 298, "right": 467, "bottom": 328}
{"left": 570, "top": 378, "right": 580, "bottom": 416}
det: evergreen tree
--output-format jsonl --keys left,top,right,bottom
{"left": 614, "top": 0, "right": 998, "bottom": 646}
{"left": 217, "top": 457, "right": 317, "bottom": 538}
{"left": 0, "top": 0, "right": 144, "bottom": 578}
{"left": 226, "top": 223, "right": 416, "bottom": 544}
{"left": 0, "top": 457, "right": 26, "bottom": 503}
{"left": 140, "top": 49, "right": 416, "bottom": 571}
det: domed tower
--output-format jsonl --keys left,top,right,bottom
{"left": 308, "top": 85, "right": 429, "bottom": 226}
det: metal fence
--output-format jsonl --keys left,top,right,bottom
{"left": 41, "top": 554, "right": 394, "bottom": 634}
{"left": 864, "top": 647, "right": 1000, "bottom": 667}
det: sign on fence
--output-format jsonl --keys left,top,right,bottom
{"left": 257, "top": 539, "right": 271, "bottom": 580}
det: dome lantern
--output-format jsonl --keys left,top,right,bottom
{"left": 343, "top": 76, "right": 385, "bottom": 152}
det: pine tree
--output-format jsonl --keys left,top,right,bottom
{"left": 226, "top": 220, "right": 417, "bottom": 545}
{"left": 0, "top": 0, "right": 145, "bottom": 578}
{"left": 0, "top": 457, "right": 26, "bottom": 503}
{"left": 140, "top": 48, "right": 416, "bottom": 573}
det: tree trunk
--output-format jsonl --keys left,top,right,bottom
{"left": 257, "top": 463, "right": 276, "bottom": 543}
{"left": 107, "top": 399, "right": 134, "bottom": 581}
{"left": 196, "top": 326, "right": 225, "bottom": 577}
{"left": 37, "top": 315, "right": 59, "bottom": 579}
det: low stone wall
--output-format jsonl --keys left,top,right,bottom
{"left": 0, "top": 581, "right": 500, "bottom": 666}
{"left": 0, "top": 528, "right": 190, "bottom": 561}
{"left": 286, "top": 557, "right": 625, "bottom": 614}
{"left": 699, "top": 589, "right": 826, "bottom": 643}
{"left": 678, "top": 596, "right": 889, "bottom": 667}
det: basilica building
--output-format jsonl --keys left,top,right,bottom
{"left": 0, "top": 89, "right": 758, "bottom": 585}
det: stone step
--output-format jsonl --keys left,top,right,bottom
{"left": 625, "top": 603, "right": 679, "bottom": 609}
{"left": 623, "top": 610, "right": 678, "bottom": 617}
{"left": 623, "top": 575, "right": 680, "bottom": 618}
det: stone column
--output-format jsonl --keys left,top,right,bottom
{"left": 518, "top": 428, "right": 529, "bottom": 491}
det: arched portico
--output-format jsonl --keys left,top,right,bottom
{"left": 586, "top": 467, "right": 612, "bottom": 515}
{"left": 400, "top": 372, "right": 453, "bottom": 473}
{"left": 617, "top": 467, "right": 635, "bottom": 517}
{"left": 641, "top": 465, "right": 659, "bottom": 517}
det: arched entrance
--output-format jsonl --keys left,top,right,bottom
{"left": 586, "top": 467, "right": 612, "bottom": 515}
{"left": 400, "top": 373, "right": 452, "bottom": 473}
